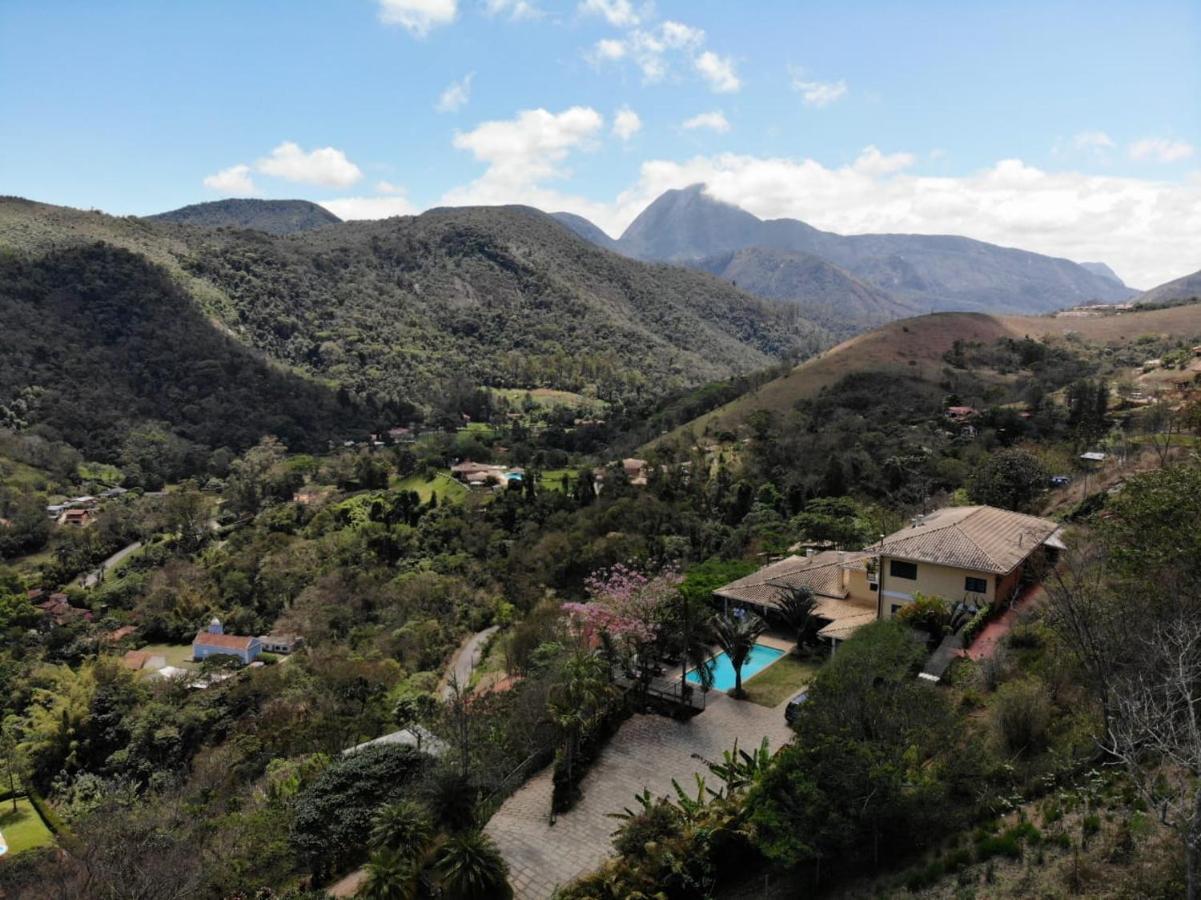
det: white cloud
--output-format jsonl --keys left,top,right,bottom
{"left": 593, "top": 38, "right": 626, "bottom": 60}
{"left": 579, "top": 0, "right": 639, "bottom": 27}
{"left": 202, "top": 164, "right": 259, "bottom": 196}
{"left": 695, "top": 50, "right": 740, "bottom": 93}
{"left": 437, "top": 73, "right": 474, "bottom": 113}
{"left": 255, "top": 142, "right": 363, "bottom": 187}
{"left": 613, "top": 106, "right": 642, "bottom": 141}
{"left": 1129, "top": 137, "right": 1194, "bottom": 163}
{"left": 484, "top": 0, "right": 540, "bottom": 20}
{"left": 852, "top": 145, "right": 914, "bottom": 176}
{"left": 682, "top": 111, "right": 730, "bottom": 133}
{"left": 320, "top": 195, "right": 417, "bottom": 220}
{"left": 446, "top": 106, "right": 605, "bottom": 207}
{"left": 660, "top": 20, "right": 704, "bottom": 48}
{"left": 376, "top": 180, "right": 404, "bottom": 193}
{"left": 376, "top": 0, "right": 457, "bottom": 36}
{"left": 789, "top": 69, "right": 848, "bottom": 107}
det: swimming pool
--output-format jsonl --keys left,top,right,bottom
{"left": 686, "top": 643, "right": 785, "bottom": 692}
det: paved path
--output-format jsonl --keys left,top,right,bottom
{"left": 81, "top": 540, "right": 142, "bottom": 588}
{"left": 962, "top": 583, "right": 1045, "bottom": 661}
{"left": 326, "top": 867, "right": 367, "bottom": 898}
{"left": 441, "top": 625, "right": 499, "bottom": 699}
{"left": 485, "top": 693, "right": 793, "bottom": 899}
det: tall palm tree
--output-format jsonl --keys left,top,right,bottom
{"left": 712, "top": 611, "right": 767, "bottom": 699}
{"left": 359, "top": 846, "right": 419, "bottom": 900}
{"left": 370, "top": 799, "right": 435, "bottom": 858}
{"left": 434, "top": 830, "right": 513, "bottom": 900}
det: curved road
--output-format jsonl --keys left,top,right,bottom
{"left": 81, "top": 540, "right": 143, "bottom": 588}
{"left": 440, "top": 625, "right": 500, "bottom": 699}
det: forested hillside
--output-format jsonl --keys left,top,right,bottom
{"left": 0, "top": 199, "right": 825, "bottom": 435}
{"left": 146, "top": 198, "right": 342, "bottom": 234}
{"left": 0, "top": 243, "right": 368, "bottom": 478}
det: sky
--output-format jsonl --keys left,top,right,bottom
{"left": 2, "top": 0, "right": 1200, "bottom": 287}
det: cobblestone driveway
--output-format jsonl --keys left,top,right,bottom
{"left": 485, "top": 693, "right": 794, "bottom": 899}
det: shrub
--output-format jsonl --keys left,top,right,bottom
{"left": 612, "top": 797, "right": 683, "bottom": 859}
{"left": 896, "top": 593, "right": 950, "bottom": 642}
{"left": 992, "top": 679, "right": 1053, "bottom": 756}
{"left": 290, "top": 744, "right": 430, "bottom": 878}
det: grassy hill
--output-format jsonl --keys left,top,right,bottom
{"left": 649, "top": 303, "right": 1201, "bottom": 449}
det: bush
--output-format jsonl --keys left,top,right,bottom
{"left": 612, "top": 797, "right": 683, "bottom": 859}
{"left": 896, "top": 593, "right": 950, "bottom": 642}
{"left": 551, "top": 698, "right": 630, "bottom": 814}
{"left": 290, "top": 744, "right": 430, "bottom": 878}
{"left": 992, "top": 679, "right": 1053, "bottom": 756}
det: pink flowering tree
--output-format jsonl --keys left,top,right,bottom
{"left": 563, "top": 564, "right": 681, "bottom": 689}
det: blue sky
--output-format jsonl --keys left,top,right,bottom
{"left": 2, "top": 0, "right": 1199, "bottom": 285}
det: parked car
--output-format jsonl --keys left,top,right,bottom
{"left": 784, "top": 690, "right": 809, "bottom": 725}
{"left": 1049, "top": 475, "right": 1072, "bottom": 488}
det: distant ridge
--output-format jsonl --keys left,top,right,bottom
{"left": 551, "top": 211, "right": 620, "bottom": 252}
{"left": 561, "top": 184, "right": 1135, "bottom": 317}
{"left": 1135, "top": 267, "right": 1201, "bottom": 306}
{"left": 146, "top": 198, "right": 341, "bottom": 235}
{"left": 1079, "top": 261, "right": 1127, "bottom": 287}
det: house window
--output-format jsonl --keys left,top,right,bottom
{"left": 890, "top": 604, "right": 904, "bottom": 616}
{"left": 889, "top": 560, "right": 918, "bottom": 580}
{"left": 965, "top": 576, "right": 988, "bottom": 594}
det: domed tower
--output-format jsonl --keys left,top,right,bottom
{"left": 208, "top": 617, "right": 223, "bottom": 635}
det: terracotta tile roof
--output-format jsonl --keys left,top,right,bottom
{"left": 878, "top": 506, "right": 1059, "bottom": 575}
{"left": 193, "top": 631, "right": 256, "bottom": 651}
{"left": 714, "top": 551, "right": 867, "bottom": 609}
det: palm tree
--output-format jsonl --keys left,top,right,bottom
{"left": 712, "top": 611, "right": 767, "bottom": 699}
{"left": 775, "top": 584, "right": 818, "bottom": 651}
{"left": 369, "top": 799, "right": 435, "bottom": 858}
{"left": 359, "top": 846, "right": 419, "bottom": 900}
{"left": 434, "top": 830, "right": 513, "bottom": 900}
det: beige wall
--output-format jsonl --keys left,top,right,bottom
{"left": 878, "top": 556, "right": 996, "bottom": 618}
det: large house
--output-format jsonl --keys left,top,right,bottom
{"left": 715, "top": 505, "right": 1063, "bottom": 648}
{"left": 192, "top": 618, "right": 261, "bottom": 664}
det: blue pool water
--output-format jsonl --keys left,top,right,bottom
{"left": 687, "top": 643, "right": 785, "bottom": 691}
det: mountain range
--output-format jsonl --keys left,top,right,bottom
{"left": 0, "top": 197, "right": 823, "bottom": 462}
{"left": 554, "top": 184, "right": 1137, "bottom": 332}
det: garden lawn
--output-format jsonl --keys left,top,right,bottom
{"left": 537, "top": 469, "right": 580, "bottom": 492}
{"left": 742, "top": 655, "right": 820, "bottom": 708}
{"left": 137, "top": 643, "right": 198, "bottom": 669}
{"left": 393, "top": 472, "right": 470, "bottom": 504}
{"left": 0, "top": 798, "right": 55, "bottom": 857}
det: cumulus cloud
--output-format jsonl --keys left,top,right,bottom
{"left": 592, "top": 38, "right": 626, "bottom": 60}
{"left": 682, "top": 111, "right": 731, "bottom": 133}
{"left": 792, "top": 78, "right": 847, "bottom": 108}
{"left": 1129, "top": 137, "right": 1194, "bottom": 163}
{"left": 255, "top": 142, "right": 363, "bottom": 187}
{"left": 445, "top": 106, "right": 605, "bottom": 207}
{"left": 202, "top": 164, "right": 259, "bottom": 196}
{"left": 852, "top": 145, "right": 915, "bottom": 176}
{"left": 660, "top": 20, "right": 704, "bottom": 48}
{"left": 695, "top": 50, "right": 741, "bottom": 93}
{"left": 613, "top": 106, "right": 642, "bottom": 141}
{"left": 320, "top": 195, "right": 417, "bottom": 220}
{"left": 437, "top": 73, "right": 474, "bottom": 113}
{"left": 578, "top": 0, "right": 639, "bottom": 27}
{"left": 376, "top": 0, "right": 457, "bottom": 36}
